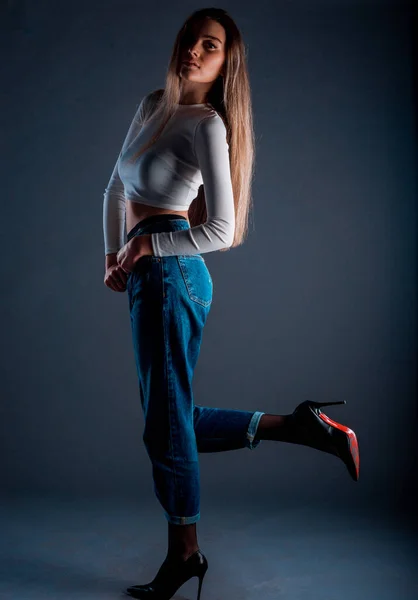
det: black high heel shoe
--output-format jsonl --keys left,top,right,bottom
{"left": 124, "top": 548, "right": 208, "bottom": 600}
{"left": 289, "top": 400, "right": 360, "bottom": 481}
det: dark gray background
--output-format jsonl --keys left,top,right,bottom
{"left": 2, "top": 0, "right": 417, "bottom": 518}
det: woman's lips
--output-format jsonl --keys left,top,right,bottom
{"left": 183, "top": 62, "right": 199, "bottom": 68}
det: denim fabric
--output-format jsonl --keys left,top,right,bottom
{"left": 126, "top": 214, "right": 265, "bottom": 525}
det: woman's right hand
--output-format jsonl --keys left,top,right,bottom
{"left": 104, "top": 256, "right": 129, "bottom": 292}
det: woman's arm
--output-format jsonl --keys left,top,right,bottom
{"left": 149, "top": 113, "right": 235, "bottom": 256}
{"left": 103, "top": 93, "right": 155, "bottom": 257}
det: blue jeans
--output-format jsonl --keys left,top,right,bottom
{"left": 126, "top": 214, "right": 265, "bottom": 525}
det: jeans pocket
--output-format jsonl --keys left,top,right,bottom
{"left": 177, "top": 255, "right": 213, "bottom": 308}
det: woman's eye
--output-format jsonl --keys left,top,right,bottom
{"left": 206, "top": 42, "right": 216, "bottom": 49}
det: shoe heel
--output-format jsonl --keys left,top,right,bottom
{"left": 196, "top": 569, "right": 207, "bottom": 600}
{"left": 315, "top": 400, "right": 346, "bottom": 408}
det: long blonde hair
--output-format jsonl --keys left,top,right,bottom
{"left": 129, "top": 8, "right": 255, "bottom": 252}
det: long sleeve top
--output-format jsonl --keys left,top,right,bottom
{"left": 103, "top": 90, "right": 235, "bottom": 256}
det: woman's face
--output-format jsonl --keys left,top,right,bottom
{"left": 179, "top": 18, "right": 226, "bottom": 84}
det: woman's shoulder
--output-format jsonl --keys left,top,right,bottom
{"left": 200, "top": 104, "right": 228, "bottom": 132}
{"left": 138, "top": 88, "right": 164, "bottom": 116}
{"left": 197, "top": 108, "right": 227, "bottom": 134}
{"left": 147, "top": 88, "right": 165, "bottom": 103}
{"left": 194, "top": 110, "right": 229, "bottom": 151}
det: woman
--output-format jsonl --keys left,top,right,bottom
{"left": 103, "top": 8, "right": 360, "bottom": 600}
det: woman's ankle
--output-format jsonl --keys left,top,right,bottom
{"left": 166, "top": 545, "right": 199, "bottom": 561}
{"left": 255, "top": 413, "right": 293, "bottom": 441}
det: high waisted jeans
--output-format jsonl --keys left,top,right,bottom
{"left": 126, "top": 214, "right": 265, "bottom": 525}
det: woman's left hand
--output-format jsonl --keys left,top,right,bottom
{"left": 116, "top": 234, "right": 153, "bottom": 273}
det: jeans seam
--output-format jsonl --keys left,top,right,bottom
{"left": 160, "top": 259, "right": 180, "bottom": 507}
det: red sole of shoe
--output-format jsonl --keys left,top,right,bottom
{"left": 318, "top": 412, "right": 360, "bottom": 481}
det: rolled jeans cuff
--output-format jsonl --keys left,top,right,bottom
{"left": 164, "top": 511, "right": 201, "bottom": 525}
{"left": 245, "top": 411, "right": 265, "bottom": 450}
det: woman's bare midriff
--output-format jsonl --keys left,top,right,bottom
{"left": 126, "top": 199, "right": 190, "bottom": 235}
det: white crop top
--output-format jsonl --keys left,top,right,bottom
{"left": 103, "top": 90, "right": 235, "bottom": 257}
